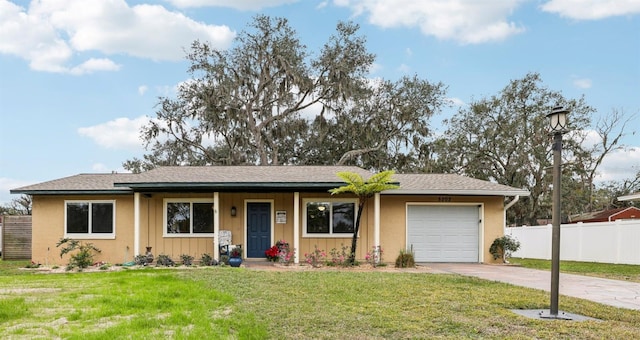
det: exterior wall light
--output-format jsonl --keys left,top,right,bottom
{"left": 231, "top": 206, "right": 237, "bottom": 217}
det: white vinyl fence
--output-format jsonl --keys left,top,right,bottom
{"left": 505, "top": 220, "right": 640, "bottom": 265}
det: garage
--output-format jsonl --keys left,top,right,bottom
{"left": 407, "top": 204, "right": 480, "bottom": 262}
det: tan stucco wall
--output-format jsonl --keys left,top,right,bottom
{"left": 31, "top": 192, "right": 505, "bottom": 265}
{"left": 378, "top": 195, "right": 505, "bottom": 264}
{"left": 31, "top": 195, "right": 135, "bottom": 266}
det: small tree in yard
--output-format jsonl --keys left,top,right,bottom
{"left": 329, "top": 170, "right": 399, "bottom": 264}
{"left": 56, "top": 238, "right": 101, "bottom": 270}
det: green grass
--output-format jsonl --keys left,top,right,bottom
{"left": 512, "top": 258, "right": 640, "bottom": 283}
{"left": 1, "top": 261, "right": 639, "bottom": 339}
{"left": 0, "top": 260, "right": 31, "bottom": 275}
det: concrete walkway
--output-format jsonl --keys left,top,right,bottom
{"left": 424, "top": 263, "right": 640, "bottom": 311}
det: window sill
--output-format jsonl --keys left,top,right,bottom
{"left": 64, "top": 233, "right": 115, "bottom": 240}
{"left": 303, "top": 234, "right": 356, "bottom": 238}
{"left": 163, "top": 233, "right": 215, "bottom": 238}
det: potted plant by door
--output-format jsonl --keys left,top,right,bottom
{"left": 228, "top": 245, "right": 243, "bottom": 267}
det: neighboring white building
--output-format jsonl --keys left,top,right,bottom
{"left": 619, "top": 192, "right": 640, "bottom": 202}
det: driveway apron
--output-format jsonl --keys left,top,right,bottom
{"left": 423, "top": 263, "right": 640, "bottom": 311}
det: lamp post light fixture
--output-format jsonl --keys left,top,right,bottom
{"left": 542, "top": 105, "right": 571, "bottom": 320}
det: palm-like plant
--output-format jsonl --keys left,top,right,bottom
{"left": 330, "top": 170, "right": 399, "bottom": 264}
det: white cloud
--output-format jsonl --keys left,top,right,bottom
{"left": 578, "top": 129, "right": 601, "bottom": 149}
{"left": 91, "top": 163, "right": 109, "bottom": 172}
{"left": 541, "top": 0, "right": 640, "bottom": 20}
{"left": 333, "top": 0, "right": 526, "bottom": 44}
{"left": 78, "top": 116, "right": 150, "bottom": 150}
{"left": 69, "top": 58, "right": 121, "bottom": 75}
{"left": 138, "top": 85, "right": 149, "bottom": 96}
{"left": 593, "top": 146, "right": 640, "bottom": 183}
{"left": 447, "top": 97, "right": 467, "bottom": 107}
{"left": 576, "top": 129, "right": 640, "bottom": 183}
{"left": 0, "top": 177, "right": 35, "bottom": 205}
{"left": 0, "top": 0, "right": 235, "bottom": 74}
{"left": 405, "top": 47, "right": 413, "bottom": 57}
{"left": 573, "top": 77, "right": 592, "bottom": 89}
{"left": 167, "top": 0, "right": 299, "bottom": 10}
{"left": 368, "top": 62, "right": 383, "bottom": 74}
{"left": 397, "top": 63, "right": 410, "bottom": 74}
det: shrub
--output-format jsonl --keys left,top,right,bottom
{"left": 490, "top": 235, "right": 521, "bottom": 263}
{"left": 180, "top": 254, "right": 194, "bottom": 266}
{"left": 365, "top": 246, "right": 384, "bottom": 267}
{"left": 200, "top": 253, "right": 218, "bottom": 266}
{"left": 56, "top": 238, "right": 101, "bottom": 270}
{"left": 328, "top": 244, "right": 351, "bottom": 267}
{"left": 156, "top": 254, "right": 175, "bottom": 267}
{"left": 277, "top": 241, "right": 295, "bottom": 265}
{"left": 304, "top": 245, "right": 326, "bottom": 268}
{"left": 220, "top": 255, "right": 230, "bottom": 266}
{"left": 395, "top": 247, "right": 415, "bottom": 268}
{"left": 134, "top": 254, "right": 150, "bottom": 266}
{"left": 24, "top": 261, "right": 41, "bottom": 269}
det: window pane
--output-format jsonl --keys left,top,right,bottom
{"left": 92, "top": 203, "right": 114, "bottom": 233}
{"left": 193, "top": 203, "right": 213, "bottom": 233}
{"left": 307, "top": 202, "right": 330, "bottom": 233}
{"left": 332, "top": 202, "right": 355, "bottom": 233}
{"left": 67, "top": 203, "right": 89, "bottom": 233}
{"left": 167, "top": 203, "right": 190, "bottom": 233}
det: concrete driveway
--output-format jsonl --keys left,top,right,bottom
{"left": 423, "top": 263, "right": 640, "bottom": 311}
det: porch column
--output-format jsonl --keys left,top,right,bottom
{"left": 294, "top": 192, "right": 300, "bottom": 264}
{"left": 214, "top": 192, "right": 220, "bottom": 259}
{"left": 374, "top": 193, "right": 380, "bottom": 262}
{"left": 134, "top": 192, "right": 141, "bottom": 257}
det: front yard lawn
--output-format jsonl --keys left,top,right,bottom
{"left": 512, "top": 258, "right": 640, "bottom": 283}
{"left": 1, "top": 262, "right": 639, "bottom": 339}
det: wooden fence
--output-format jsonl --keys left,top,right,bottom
{"left": 505, "top": 220, "right": 640, "bottom": 265}
{"left": 1, "top": 215, "right": 32, "bottom": 260}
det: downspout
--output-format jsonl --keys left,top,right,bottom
{"left": 505, "top": 195, "right": 520, "bottom": 210}
{"left": 504, "top": 195, "right": 520, "bottom": 233}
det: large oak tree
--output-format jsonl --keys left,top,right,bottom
{"left": 431, "top": 73, "right": 632, "bottom": 225}
{"left": 125, "top": 15, "right": 447, "bottom": 172}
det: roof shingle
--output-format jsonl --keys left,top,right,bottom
{"left": 11, "top": 166, "right": 529, "bottom": 196}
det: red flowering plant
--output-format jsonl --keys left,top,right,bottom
{"left": 265, "top": 240, "right": 292, "bottom": 263}
{"left": 265, "top": 245, "right": 280, "bottom": 262}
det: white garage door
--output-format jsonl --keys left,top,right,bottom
{"left": 407, "top": 205, "right": 480, "bottom": 262}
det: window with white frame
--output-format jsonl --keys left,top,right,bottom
{"left": 164, "top": 199, "right": 214, "bottom": 236}
{"left": 303, "top": 199, "right": 357, "bottom": 236}
{"left": 65, "top": 200, "right": 115, "bottom": 239}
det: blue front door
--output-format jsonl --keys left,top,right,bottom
{"left": 247, "top": 202, "right": 271, "bottom": 258}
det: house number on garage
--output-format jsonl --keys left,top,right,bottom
{"left": 438, "top": 196, "right": 452, "bottom": 202}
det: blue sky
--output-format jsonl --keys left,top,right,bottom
{"left": 1, "top": 0, "right": 639, "bottom": 205}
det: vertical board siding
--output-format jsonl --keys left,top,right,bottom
{"left": 2, "top": 215, "right": 32, "bottom": 260}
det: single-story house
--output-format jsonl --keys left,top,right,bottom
{"left": 10, "top": 166, "right": 529, "bottom": 265}
{"left": 568, "top": 207, "right": 640, "bottom": 223}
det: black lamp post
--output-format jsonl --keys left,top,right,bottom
{"left": 542, "top": 105, "right": 570, "bottom": 319}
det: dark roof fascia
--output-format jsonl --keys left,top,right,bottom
{"left": 381, "top": 189, "right": 531, "bottom": 196}
{"left": 114, "top": 182, "right": 348, "bottom": 191}
{"left": 10, "top": 190, "right": 132, "bottom": 195}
